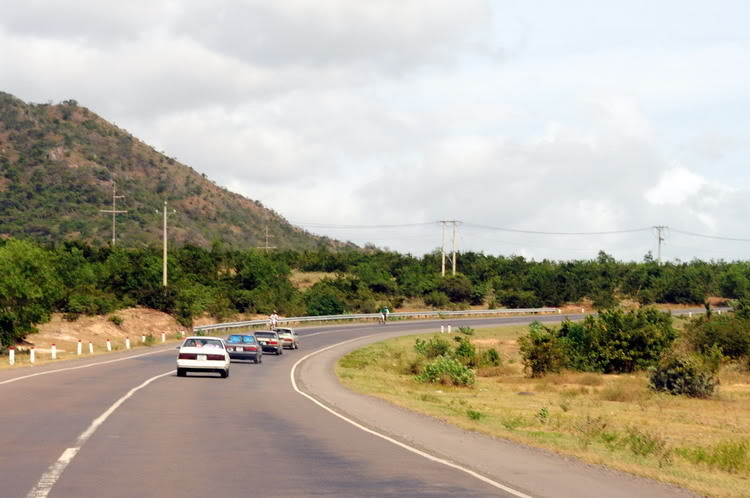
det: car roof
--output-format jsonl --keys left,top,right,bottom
{"left": 184, "top": 336, "right": 225, "bottom": 341}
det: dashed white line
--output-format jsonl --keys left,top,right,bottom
{"left": 290, "top": 335, "right": 533, "bottom": 498}
{"left": 26, "top": 369, "right": 175, "bottom": 498}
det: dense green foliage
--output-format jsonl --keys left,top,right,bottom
{"left": 417, "top": 355, "right": 476, "bottom": 386}
{"left": 649, "top": 350, "right": 720, "bottom": 398}
{"left": 519, "top": 309, "right": 676, "bottom": 376}
{"left": 685, "top": 313, "right": 750, "bottom": 360}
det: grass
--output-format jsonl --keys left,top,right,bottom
{"left": 336, "top": 324, "right": 750, "bottom": 497}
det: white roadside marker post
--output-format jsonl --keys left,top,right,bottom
{"left": 581, "top": 307, "right": 585, "bottom": 313}
{"left": 689, "top": 311, "right": 692, "bottom": 318}
{"left": 106, "top": 339, "right": 112, "bottom": 352}
{"left": 77, "top": 340, "right": 82, "bottom": 355}
{"left": 161, "top": 333, "right": 166, "bottom": 343}
{"left": 125, "top": 338, "right": 131, "bottom": 349}
{"left": 51, "top": 344, "right": 57, "bottom": 360}
{"left": 440, "top": 325, "right": 444, "bottom": 334}
{"left": 141, "top": 335, "right": 146, "bottom": 343}
{"left": 30, "top": 346, "right": 35, "bottom": 364}
{"left": 89, "top": 342, "right": 94, "bottom": 354}
{"left": 447, "top": 325, "right": 452, "bottom": 334}
{"left": 558, "top": 309, "right": 562, "bottom": 314}
{"left": 8, "top": 346, "right": 15, "bottom": 365}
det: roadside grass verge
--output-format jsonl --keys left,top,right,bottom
{"left": 336, "top": 325, "right": 750, "bottom": 497}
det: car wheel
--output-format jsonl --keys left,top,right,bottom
{"left": 177, "top": 368, "right": 186, "bottom": 377}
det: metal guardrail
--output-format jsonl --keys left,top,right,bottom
{"left": 193, "top": 307, "right": 561, "bottom": 334}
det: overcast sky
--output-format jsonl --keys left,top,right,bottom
{"left": 2, "top": 0, "right": 749, "bottom": 261}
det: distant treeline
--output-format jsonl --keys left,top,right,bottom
{"left": 0, "top": 238, "right": 747, "bottom": 347}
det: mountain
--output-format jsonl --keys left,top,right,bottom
{"left": 0, "top": 92, "right": 347, "bottom": 250}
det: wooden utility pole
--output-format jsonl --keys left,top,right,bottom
{"left": 160, "top": 201, "right": 176, "bottom": 286}
{"left": 99, "top": 181, "right": 127, "bottom": 245}
{"left": 258, "top": 226, "right": 276, "bottom": 250}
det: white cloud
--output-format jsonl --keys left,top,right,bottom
{"left": 2, "top": 0, "right": 750, "bottom": 261}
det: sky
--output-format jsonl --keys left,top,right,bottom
{"left": 1, "top": 0, "right": 749, "bottom": 261}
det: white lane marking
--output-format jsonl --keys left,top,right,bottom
{"left": 290, "top": 336, "right": 533, "bottom": 498}
{"left": 0, "top": 348, "right": 172, "bottom": 386}
{"left": 26, "top": 369, "right": 174, "bottom": 498}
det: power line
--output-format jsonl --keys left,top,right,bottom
{"left": 292, "top": 221, "right": 436, "bottom": 229}
{"left": 671, "top": 228, "right": 750, "bottom": 242}
{"left": 462, "top": 222, "right": 652, "bottom": 236}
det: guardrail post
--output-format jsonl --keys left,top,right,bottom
{"left": 77, "top": 340, "right": 82, "bottom": 355}
{"left": 51, "top": 344, "right": 57, "bottom": 360}
{"left": 89, "top": 341, "right": 94, "bottom": 354}
{"left": 106, "top": 339, "right": 112, "bottom": 352}
{"left": 30, "top": 346, "right": 35, "bottom": 364}
{"left": 8, "top": 346, "right": 14, "bottom": 365}
{"left": 125, "top": 338, "right": 131, "bottom": 349}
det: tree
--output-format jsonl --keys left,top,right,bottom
{"left": 0, "top": 240, "right": 63, "bottom": 347}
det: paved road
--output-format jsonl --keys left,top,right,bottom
{"left": 0, "top": 314, "right": 695, "bottom": 497}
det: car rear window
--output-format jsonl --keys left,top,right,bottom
{"left": 255, "top": 332, "right": 275, "bottom": 338}
{"left": 183, "top": 338, "right": 224, "bottom": 349}
{"left": 227, "top": 335, "right": 255, "bottom": 344}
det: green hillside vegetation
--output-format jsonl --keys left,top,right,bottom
{"left": 0, "top": 92, "right": 343, "bottom": 249}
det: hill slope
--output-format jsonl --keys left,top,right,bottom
{"left": 0, "top": 92, "right": 345, "bottom": 249}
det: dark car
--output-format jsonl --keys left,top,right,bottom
{"left": 255, "top": 330, "right": 283, "bottom": 355}
{"left": 225, "top": 334, "right": 262, "bottom": 364}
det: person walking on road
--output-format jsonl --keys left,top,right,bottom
{"left": 269, "top": 311, "right": 279, "bottom": 329}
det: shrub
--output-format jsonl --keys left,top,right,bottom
{"left": 143, "top": 334, "right": 156, "bottom": 347}
{"left": 480, "top": 348, "right": 502, "bottom": 367}
{"left": 559, "top": 308, "right": 676, "bottom": 374}
{"left": 438, "top": 274, "right": 473, "bottom": 303}
{"left": 649, "top": 350, "right": 719, "bottom": 398}
{"left": 413, "top": 336, "right": 452, "bottom": 359}
{"left": 454, "top": 337, "right": 478, "bottom": 367}
{"left": 518, "top": 321, "right": 567, "bottom": 377}
{"left": 457, "top": 326, "right": 475, "bottom": 336}
{"left": 424, "top": 291, "right": 449, "bottom": 308}
{"left": 685, "top": 314, "right": 750, "bottom": 361}
{"left": 493, "top": 289, "right": 543, "bottom": 309}
{"left": 466, "top": 409, "right": 484, "bottom": 420}
{"left": 108, "top": 314, "right": 124, "bottom": 327}
{"left": 417, "top": 356, "right": 475, "bottom": 386}
{"left": 676, "top": 440, "right": 749, "bottom": 473}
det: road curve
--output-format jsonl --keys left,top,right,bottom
{"left": 0, "top": 314, "right": 696, "bottom": 497}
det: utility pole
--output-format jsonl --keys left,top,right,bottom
{"left": 451, "top": 221, "right": 458, "bottom": 275}
{"left": 438, "top": 220, "right": 460, "bottom": 275}
{"left": 654, "top": 225, "right": 668, "bottom": 265}
{"left": 439, "top": 221, "right": 447, "bottom": 276}
{"left": 258, "top": 226, "right": 276, "bottom": 250}
{"left": 160, "top": 201, "right": 176, "bottom": 287}
{"left": 99, "top": 181, "right": 127, "bottom": 245}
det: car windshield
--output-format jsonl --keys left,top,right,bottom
{"left": 227, "top": 335, "right": 255, "bottom": 344}
{"left": 255, "top": 332, "right": 275, "bottom": 338}
{"left": 183, "top": 338, "right": 224, "bottom": 349}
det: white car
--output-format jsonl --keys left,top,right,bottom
{"left": 176, "top": 336, "right": 230, "bottom": 378}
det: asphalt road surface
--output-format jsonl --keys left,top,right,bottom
{"left": 0, "top": 313, "right": 697, "bottom": 497}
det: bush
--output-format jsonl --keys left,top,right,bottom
{"left": 413, "top": 336, "right": 452, "bottom": 359}
{"left": 649, "top": 351, "right": 720, "bottom": 398}
{"left": 454, "top": 337, "right": 478, "bottom": 367}
{"left": 558, "top": 308, "right": 676, "bottom": 374}
{"left": 518, "top": 321, "right": 567, "bottom": 377}
{"left": 424, "top": 291, "right": 449, "bottom": 308}
{"left": 108, "top": 314, "right": 124, "bottom": 327}
{"left": 493, "top": 289, "right": 543, "bottom": 309}
{"left": 438, "top": 274, "right": 473, "bottom": 303}
{"left": 676, "top": 440, "right": 749, "bottom": 473}
{"left": 457, "top": 326, "right": 475, "bottom": 335}
{"left": 417, "top": 356, "right": 475, "bottom": 386}
{"left": 480, "top": 348, "right": 502, "bottom": 367}
{"left": 686, "top": 314, "right": 750, "bottom": 361}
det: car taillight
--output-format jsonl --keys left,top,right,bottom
{"left": 178, "top": 353, "right": 197, "bottom": 360}
{"left": 269, "top": 340, "right": 278, "bottom": 345}
{"left": 207, "top": 354, "right": 225, "bottom": 361}
{"left": 244, "top": 346, "right": 257, "bottom": 351}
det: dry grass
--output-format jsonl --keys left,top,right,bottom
{"left": 289, "top": 271, "right": 340, "bottom": 290}
{"left": 337, "top": 325, "right": 750, "bottom": 497}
